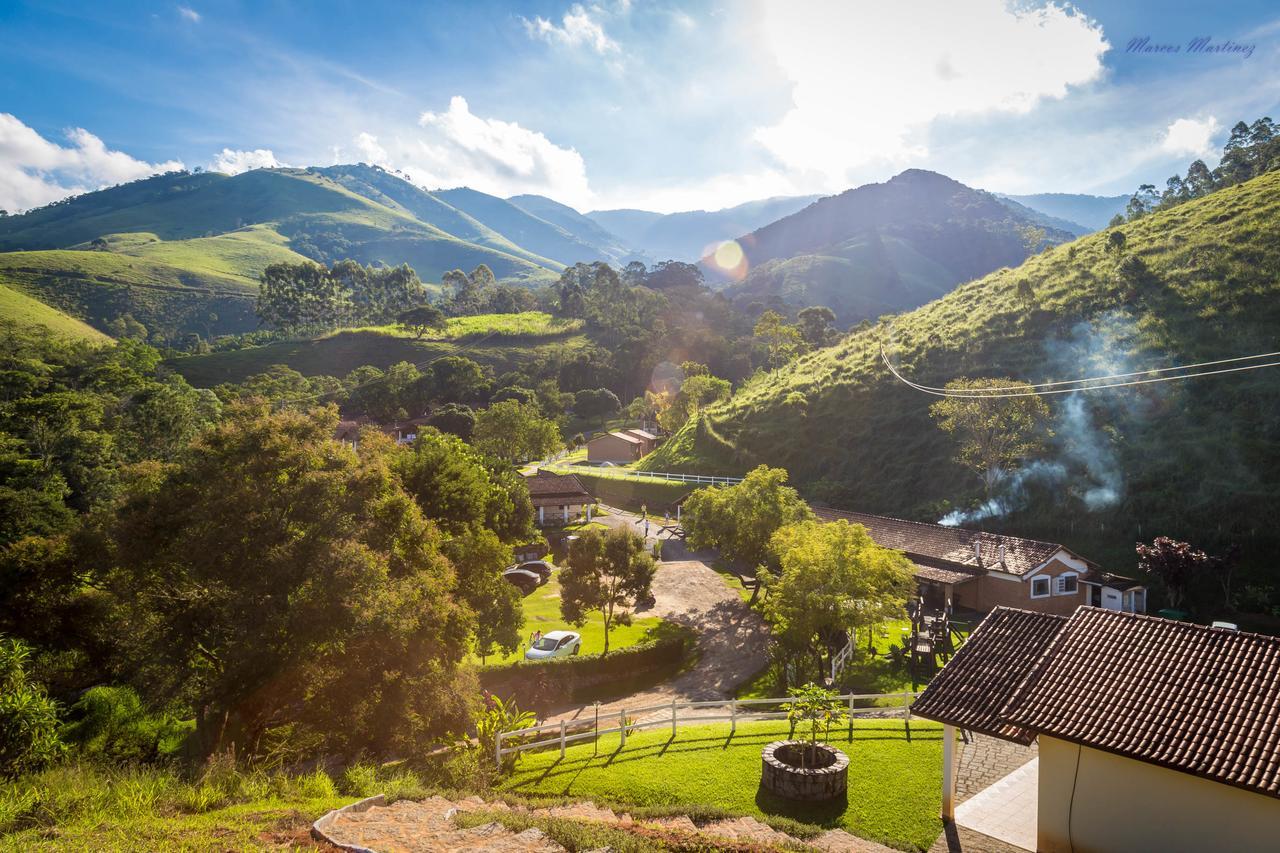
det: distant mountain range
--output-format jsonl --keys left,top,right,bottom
{"left": 585, "top": 196, "right": 820, "bottom": 264}
{"left": 0, "top": 160, "right": 1132, "bottom": 341}
{"left": 720, "top": 169, "right": 1077, "bottom": 325}
{"left": 996, "top": 192, "right": 1129, "bottom": 232}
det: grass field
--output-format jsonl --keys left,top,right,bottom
{"left": 475, "top": 569, "right": 666, "bottom": 666}
{"left": 169, "top": 326, "right": 591, "bottom": 387}
{"left": 545, "top": 467, "right": 695, "bottom": 514}
{"left": 499, "top": 719, "right": 946, "bottom": 851}
{"left": 109, "top": 225, "right": 315, "bottom": 285}
{"left": 351, "top": 312, "right": 584, "bottom": 342}
{"left": 0, "top": 281, "right": 110, "bottom": 342}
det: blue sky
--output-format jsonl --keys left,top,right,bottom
{"left": 1, "top": 0, "right": 1278, "bottom": 213}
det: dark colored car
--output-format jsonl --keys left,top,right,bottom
{"left": 517, "top": 560, "right": 554, "bottom": 581}
{"left": 502, "top": 567, "right": 542, "bottom": 594}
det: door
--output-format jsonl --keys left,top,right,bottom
{"left": 1101, "top": 587, "right": 1122, "bottom": 610}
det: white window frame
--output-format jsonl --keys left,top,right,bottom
{"left": 1030, "top": 576, "right": 1051, "bottom": 599}
{"left": 1054, "top": 573, "right": 1079, "bottom": 595}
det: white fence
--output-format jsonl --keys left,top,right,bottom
{"left": 544, "top": 465, "right": 745, "bottom": 486}
{"left": 494, "top": 691, "right": 919, "bottom": 768}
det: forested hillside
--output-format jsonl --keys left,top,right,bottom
{"left": 723, "top": 170, "right": 1074, "bottom": 325}
{"left": 648, "top": 169, "right": 1280, "bottom": 582}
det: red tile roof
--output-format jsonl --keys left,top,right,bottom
{"left": 1003, "top": 608, "right": 1280, "bottom": 799}
{"left": 915, "top": 606, "right": 1280, "bottom": 799}
{"left": 811, "top": 506, "right": 1075, "bottom": 577}
{"left": 524, "top": 470, "right": 592, "bottom": 506}
{"left": 910, "top": 607, "right": 1068, "bottom": 744}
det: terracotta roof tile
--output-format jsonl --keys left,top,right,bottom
{"left": 910, "top": 607, "right": 1068, "bottom": 744}
{"left": 1002, "top": 608, "right": 1280, "bottom": 799}
{"left": 811, "top": 506, "right": 1070, "bottom": 576}
{"left": 524, "top": 470, "right": 591, "bottom": 500}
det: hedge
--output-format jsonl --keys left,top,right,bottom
{"left": 478, "top": 626, "right": 695, "bottom": 714}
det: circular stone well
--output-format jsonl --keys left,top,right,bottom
{"left": 760, "top": 740, "right": 849, "bottom": 801}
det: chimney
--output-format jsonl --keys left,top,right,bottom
{"left": 973, "top": 539, "right": 982, "bottom": 566}
{"left": 998, "top": 542, "right": 1007, "bottom": 566}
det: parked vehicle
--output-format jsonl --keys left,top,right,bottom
{"left": 524, "top": 630, "right": 581, "bottom": 660}
{"left": 517, "top": 560, "right": 554, "bottom": 581}
{"left": 502, "top": 567, "right": 542, "bottom": 594}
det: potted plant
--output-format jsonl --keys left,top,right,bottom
{"left": 760, "top": 683, "right": 850, "bottom": 801}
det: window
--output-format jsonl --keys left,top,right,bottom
{"left": 1031, "top": 577, "right": 1051, "bottom": 598}
{"left": 1055, "top": 573, "right": 1078, "bottom": 595}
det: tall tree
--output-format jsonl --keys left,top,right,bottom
{"left": 83, "top": 403, "right": 474, "bottom": 758}
{"left": 930, "top": 378, "right": 1050, "bottom": 497}
{"left": 765, "top": 519, "right": 914, "bottom": 681}
{"left": 753, "top": 310, "right": 806, "bottom": 369}
{"left": 559, "top": 526, "right": 656, "bottom": 653}
{"left": 472, "top": 400, "right": 561, "bottom": 464}
{"left": 682, "top": 465, "right": 813, "bottom": 586}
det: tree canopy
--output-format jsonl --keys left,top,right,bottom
{"left": 929, "top": 378, "right": 1050, "bottom": 496}
{"left": 559, "top": 526, "right": 656, "bottom": 653}
{"left": 682, "top": 465, "right": 814, "bottom": 572}
{"left": 81, "top": 402, "right": 476, "bottom": 758}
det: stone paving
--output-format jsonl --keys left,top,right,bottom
{"left": 928, "top": 733, "right": 1039, "bottom": 853}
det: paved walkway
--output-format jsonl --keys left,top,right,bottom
{"left": 540, "top": 536, "right": 770, "bottom": 725}
{"left": 928, "top": 734, "right": 1039, "bottom": 853}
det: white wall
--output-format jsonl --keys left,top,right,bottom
{"left": 1038, "top": 736, "right": 1280, "bottom": 853}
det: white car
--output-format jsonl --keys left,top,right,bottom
{"left": 524, "top": 630, "right": 581, "bottom": 660}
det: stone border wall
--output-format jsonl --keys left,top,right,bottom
{"left": 311, "top": 794, "right": 386, "bottom": 852}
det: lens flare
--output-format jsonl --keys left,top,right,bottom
{"left": 709, "top": 239, "right": 749, "bottom": 281}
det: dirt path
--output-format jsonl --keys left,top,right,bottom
{"left": 541, "top": 535, "right": 769, "bottom": 724}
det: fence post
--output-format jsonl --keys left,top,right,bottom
{"left": 619, "top": 709, "right": 626, "bottom": 747}
{"left": 671, "top": 698, "right": 678, "bottom": 737}
{"left": 560, "top": 720, "right": 567, "bottom": 758}
{"left": 848, "top": 695, "right": 855, "bottom": 740}
{"left": 730, "top": 700, "right": 737, "bottom": 736}
{"left": 904, "top": 693, "right": 913, "bottom": 741}
{"left": 594, "top": 701, "right": 600, "bottom": 755}
{"left": 495, "top": 730, "right": 503, "bottom": 769}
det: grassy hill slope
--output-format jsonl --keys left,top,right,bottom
{"left": 0, "top": 250, "right": 259, "bottom": 338}
{"left": 434, "top": 187, "right": 607, "bottom": 266}
{"left": 647, "top": 170, "right": 1280, "bottom": 574}
{"left": 169, "top": 321, "right": 590, "bottom": 386}
{"left": 0, "top": 280, "right": 111, "bottom": 342}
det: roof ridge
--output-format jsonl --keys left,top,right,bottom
{"left": 812, "top": 504, "right": 1067, "bottom": 551}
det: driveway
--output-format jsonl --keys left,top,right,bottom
{"left": 540, "top": 533, "right": 769, "bottom": 724}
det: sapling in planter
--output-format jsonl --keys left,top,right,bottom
{"left": 782, "top": 683, "right": 847, "bottom": 769}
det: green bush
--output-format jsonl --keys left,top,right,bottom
{"left": 61, "top": 686, "right": 192, "bottom": 763}
{"left": 0, "top": 637, "right": 64, "bottom": 778}
{"left": 477, "top": 626, "right": 694, "bottom": 712}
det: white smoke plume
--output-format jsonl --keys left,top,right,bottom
{"left": 940, "top": 311, "right": 1145, "bottom": 526}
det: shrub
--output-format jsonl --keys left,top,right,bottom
{"left": 61, "top": 686, "right": 192, "bottom": 764}
{"left": 0, "top": 637, "right": 64, "bottom": 778}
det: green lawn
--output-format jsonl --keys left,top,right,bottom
{"left": 499, "top": 720, "right": 946, "bottom": 851}
{"left": 0, "top": 281, "right": 111, "bottom": 343}
{"left": 475, "top": 571, "right": 665, "bottom": 666}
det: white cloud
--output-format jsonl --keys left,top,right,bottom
{"left": 522, "top": 4, "right": 618, "bottom": 54}
{"left": 209, "top": 147, "right": 282, "bottom": 174}
{"left": 1160, "top": 116, "right": 1220, "bottom": 158}
{"left": 0, "top": 113, "right": 183, "bottom": 213}
{"left": 177, "top": 5, "right": 200, "bottom": 23}
{"left": 754, "top": 0, "right": 1108, "bottom": 182}
{"left": 348, "top": 97, "right": 593, "bottom": 208}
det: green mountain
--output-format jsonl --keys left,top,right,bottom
{"left": 0, "top": 167, "right": 572, "bottom": 340}
{"left": 587, "top": 196, "right": 820, "bottom": 262}
{"left": 998, "top": 192, "right": 1128, "bottom": 232}
{"left": 507, "top": 194, "right": 634, "bottom": 262}
{"left": 647, "top": 169, "right": 1280, "bottom": 573}
{"left": 434, "top": 187, "right": 609, "bottom": 266}
{"left": 723, "top": 170, "right": 1074, "bottom": 325}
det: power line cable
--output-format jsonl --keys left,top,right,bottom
{"left": 880, "top": 344, "right": 1280, "bottom": 398}
{"left": 879, "top": 344, "right": 1280, "bottom": 393}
